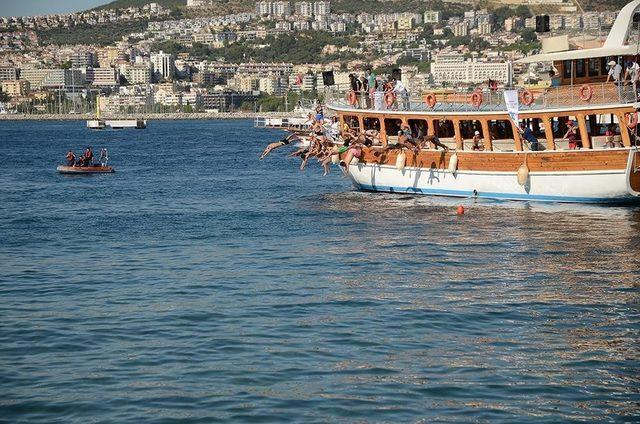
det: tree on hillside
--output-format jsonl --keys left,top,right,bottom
{"left": 515, "top": 5, "right": 532, "bottom": 19}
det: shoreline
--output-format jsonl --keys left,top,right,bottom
{"left": 0, "top": 112, "right": 295, "bottom": 121}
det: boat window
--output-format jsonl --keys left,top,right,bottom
{"left": 487, "top": 120, "right": 515, "bottom": 151}
{"left": 563, "top": 60, "right": 572, "bottom": 79}
{"left": 384, "top": 118, "right": 403, "bottom": 137}
{"left": 433, "top": 119, "right": 455, "bottom": 139}
{"left": 407, "top": 119, "right": 428, "bottom": 139}
{"left": 460, "top": 120, "right": 482, "bottom": 139}
{"left": 363, "top": 117, "right": 380, "bottom": 131}
{"left": 488, "top": 120, "right": 514, "bottom": 140}
{"left": 575, "top": 60, "right": 586, "bottom": 78}
{"left": 343, "top": 115, "right": 359, "bottom": 131}
{"left": 549, "top": 115, "right": 581, "bottom": 149}
{"left": 588, "top": 58, "right": 600, "bottom": 77}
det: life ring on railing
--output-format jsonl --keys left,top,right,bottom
{"left": 625, "top": 112, "right": 638, "bottom": 129}
{"left": 470, "top": 91, "right": 483, "bottom": 108}
{"left": 578, "top": 84, "right": 593, "bottom": 101}
{"left": 520, "top": 89, "right": 534, "bottom": 106}
{"left": 423, "top": 93, "right": 437, "bottom": 108}
{"left": 384, "top": 92, "right": 396, "bottom": 108}
{"left": 346, "top": 90, "right": 358, "bottom": 106}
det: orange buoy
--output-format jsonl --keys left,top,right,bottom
{"left": 346, "top": 90, "right": 358, "bottom": 106}
{"left": 457, "top": 205, "right": 465, "bottom": 215}
{"left": 423, "top": 93, "right": 437, "bottom": 108}
{"left": 520, "top": 89, "right": 534, "bottom": 106}
{"left": 470, "top": 91, "right": 483, "bottom": 108}
{"left": 625, "top": 112, "right": 638, "bottom": 129}
{"left": 578, "top": 84, "right": 593, "bottom": 101}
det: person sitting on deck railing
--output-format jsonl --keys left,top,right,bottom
{"left": 607, "top": 60, "right": 623, "bottom": 85}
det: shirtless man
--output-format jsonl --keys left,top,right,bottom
{"left": 260, "top": 133, "right": 300, "bottom": 160}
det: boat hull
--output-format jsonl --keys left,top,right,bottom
{"left": 345, "top": 149, "right": 640, "bottom": 204}
{"left": 57, "top": 165, "right": 114, "bottom": 174}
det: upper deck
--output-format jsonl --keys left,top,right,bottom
{"left": 325, "top": 83, "right": 638, "bottom": 117}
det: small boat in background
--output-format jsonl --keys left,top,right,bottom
{"left": 57, "top": 165, "right": 114, "bottom": 174}
{"left": 87, "top": 96, "right": 147, "bottom": 130}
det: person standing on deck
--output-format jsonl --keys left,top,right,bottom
{"left": 563, "top": 121, "right": 580, "bottom": 150}
{"left": 518, "top": 122, "right": 540, "bottom": 151}
{"left": 392, "top": 78, "right": 409, "bottom": 111}
{"left": 349, "top": 74, "right": 363, "bottom": 108}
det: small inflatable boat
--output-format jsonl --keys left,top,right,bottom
{"left": 57, "top": 165, "right": 114, "bottom": 174}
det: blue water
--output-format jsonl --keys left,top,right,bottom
{"left": 1, "top": 120, "right": 639, "bottom": 423}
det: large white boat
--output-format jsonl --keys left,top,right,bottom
{"left": 322, "top": 0, "right": 640, "bottom": 204}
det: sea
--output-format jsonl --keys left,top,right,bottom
{"left": 0, "top": 120, "right": 639, "bottom": 423}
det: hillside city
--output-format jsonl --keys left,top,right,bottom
{"left": 0, "top": 0, "right": 623, "bottom": 115}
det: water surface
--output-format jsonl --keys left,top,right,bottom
{"left": 1, "top": 120, "right": 639, "bottom": 423}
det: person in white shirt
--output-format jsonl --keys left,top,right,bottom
{"left": 607, "top": 60, "right": 623, "bottom": 84}
{"left": 392, "top": 78, "right": 409, "bottom": 110}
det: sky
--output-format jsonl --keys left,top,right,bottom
{"left": 1, "top": 0, "right": 111, "bottom": 17}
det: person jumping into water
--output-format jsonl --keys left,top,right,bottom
{"left": 260, "top": 134, "right": 300, "bottom": 160}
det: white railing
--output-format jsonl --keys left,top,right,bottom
{"left": 325, "top": 83, "right": 638, "bottom": 113}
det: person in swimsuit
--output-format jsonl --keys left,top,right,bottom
{"left": 563, "top": 121, "right": 580, "bottom": 149}
{"left": 260, "top": 133, "right": 300, "bottom": 160}
{"left": 472, "top": 131, "right": 484, "bottom": 151}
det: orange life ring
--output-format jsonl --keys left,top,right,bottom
{"left": 520, "top": 89, "right": 534, "bottom": 106}
{"left": 423, "top": 93, "right": 437, "bottom": 108}
{"left": 384, "top": 92, "right": 396, "bottom": 108}
{"left": 578, "top": 84, "right": 593, "bottom": 101}
{"left": 470, "top": 91, "right": 483, "bottom": 108}
{"left": 625, "top": 112, "right": 638, "bottom": 129}
{"left": 346, "top": 90, "right": 357, "bottom": 106}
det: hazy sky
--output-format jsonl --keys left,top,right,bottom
{"left": 1, "top": 0, "right": 112, "bottom": 17}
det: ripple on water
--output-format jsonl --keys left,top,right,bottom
{"left": 0, "top": 120, "right": 639, "bottom": 423}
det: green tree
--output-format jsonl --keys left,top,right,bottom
{"left": 520, "top": 28, "right": 538, "bottom": 43}
{"left": 515, "top": 5, "right": 532, "bottom": 19}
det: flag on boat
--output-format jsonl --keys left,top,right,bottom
{"left": 504, "top": 90, "right": 519, "bottom": 125}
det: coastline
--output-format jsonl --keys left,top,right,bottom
{"left": 0, "top": 112, "right": 294, "bottom": 121}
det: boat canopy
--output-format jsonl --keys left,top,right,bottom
{"left": 517, "top": 0, "right": 640, "bottom": 64}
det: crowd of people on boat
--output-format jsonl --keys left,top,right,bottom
{"left": 260, "top": 104, "right": 455, "bottom": 176}
{"left": 347, "top": 68, "right": 410, "bottom": 111}
{"left": 65, "top": 147, "right": 108, "bottom": 167}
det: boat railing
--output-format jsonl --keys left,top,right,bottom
{"left": 325, "top": 82, "right": 638, "bottom": 113}
{"left": 254, "top": 115, "right": 313, "bottom": 130}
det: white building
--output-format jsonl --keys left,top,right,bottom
{"left": 125, "top": 64, "right": 152, "bottom": 85}
{"left": 86, "top": 67, "right": 118, "bottom": 87}
{"left": 432, "top": 55, "right": 512, "bottom": 85}
{"left": 150, "top": 50, "right": 175, "bottom": 81}
{"left": 452, "top": 21, "right": 469, "bottom": 37}
{"left": 256, "top": 1, "right": 291, "bottom": 17}
{"left": 424, "top": 11, "right": 441, "bottom": 24}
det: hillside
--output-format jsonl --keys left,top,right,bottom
{"left": 92, "top": 0, "right": 186, "bottom": 11}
